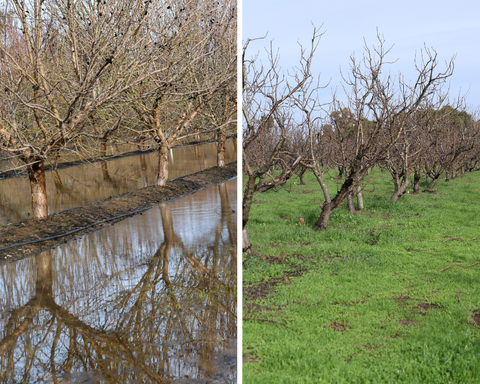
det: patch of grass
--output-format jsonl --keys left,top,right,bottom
{"left": 243, "top": 169, "right": 480, "bottom": 383}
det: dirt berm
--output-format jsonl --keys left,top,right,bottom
{"left": 0, "top": 163, "right": 236, "bottom": 266}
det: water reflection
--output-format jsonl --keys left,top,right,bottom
{"left": 0, "top": 141, "right": 236, "bottom": 225}
{"left": 0, "top": 180, "right": 236, "bottom": 383}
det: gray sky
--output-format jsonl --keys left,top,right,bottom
{"left": 243, "top": 0, "right": 480, "bottom": 109}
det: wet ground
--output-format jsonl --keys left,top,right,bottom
{"left": 0, "top": 140, "right": 236, "bottom": 225}
{"left": 0, "top": 164, "right": 236, "bottom": 265}
{"left": 0, "top": 179, "right": 237, "bottom": 383}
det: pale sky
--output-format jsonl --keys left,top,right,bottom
{"left": 243, "top": 0, "right": 480, "bottom": 109}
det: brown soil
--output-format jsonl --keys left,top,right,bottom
{"left": 327, "top": 321, "right": 347, "bottom": 332}
{"left": 0, "top": 164, "right": 236, "bottom": 266}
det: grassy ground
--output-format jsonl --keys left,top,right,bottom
{"left": 243, "top": 169, "right": 480, "bottom": 383}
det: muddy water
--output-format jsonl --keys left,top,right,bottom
{"left": 0, "top": 179, "right": 236, "bottom": 383}
{"left": 0, "top": 141, "right": 236, "bottom": 225}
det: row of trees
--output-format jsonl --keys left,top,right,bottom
{"left": 0, "top": 0, "right": 236, "bottom": 220}
{"left": 242, "top": 28, "right": 479, "bottom": 253}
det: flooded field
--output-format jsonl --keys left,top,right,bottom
{"left": 0, "top": 141, "right": 236, "bottom": 226}
{"left": 0, "top": 180, "right": 236, "bottom": 383}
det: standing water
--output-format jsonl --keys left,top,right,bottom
{"left": 0, "top": 141, "right": 236, "bottom": 225}
{"left": 0, "top": 180, "right": 236, "bottom": 383}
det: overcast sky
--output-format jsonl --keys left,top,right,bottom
{"left": 243, "top": 0, "right": 480, "bottom": 110}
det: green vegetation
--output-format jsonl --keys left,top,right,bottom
{"left": 243, "top": 169, "right": 480, "bottom": 383}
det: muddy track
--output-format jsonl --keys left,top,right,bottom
{"left": 0, "top": 163, "right": 236, "bottom": 265}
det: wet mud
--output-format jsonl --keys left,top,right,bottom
{"left": 0, "top": 163, "right": 236, "bottom": 265}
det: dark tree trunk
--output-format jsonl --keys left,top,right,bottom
{"left": 427, "top": 174, "right": 440, "bottom": 189}
{"left": 242, "top": 176, "right": 257, "bottom": 254}
{"left": 390, "top": 177, "right": 409, "bottom": 202}
{"left": 413, "top": 166, "right": 421, "bottom": 194}
{"left": 298, "top": 166, "right": 307, "bottom": 185}
{"left": 27, "top": 159, "right": 49, "bottom": 220}
{"left": 313, "top": 175, "right": 354, "bottom": 230}
{"left": 313, "top": 201, "right": 335, "bottom": 231}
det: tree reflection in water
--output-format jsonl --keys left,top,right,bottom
{"left": 0, "top": 181, "right": 236, "bottom": 383}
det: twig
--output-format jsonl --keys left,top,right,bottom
{"left": 426, "top": 260, "right": 480, "bottom": 279}
{"left": 456, "top": 291, "right": 480, "bottom": 328}
{"left": 442, "top": 237, "right": 464, "bottom": 243}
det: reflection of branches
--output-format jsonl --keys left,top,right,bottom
{"left": 0, "top": 183, "right": 237, "bottom": 383}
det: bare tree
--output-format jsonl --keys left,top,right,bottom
{"left": 125, "top": 0, "right": 236, "bottom": 186}
{"left": 0, "top": 0, "right": 174, "bottom": 218}
{"left": 313, "top": 35, "right": 455, "bottom": 230}
{"left": 242, "top": 27, "right": 324, "bottom": 253}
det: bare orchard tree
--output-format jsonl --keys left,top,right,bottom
{"left": 313, "top": 34, "right": 455, "bottom": 230}
{"left": 383, "top": 93, "right": 454, "bottom": 201}
{"left": 0, "top": 0, "right": 169, "bottom": 219}
{"left": 422, "top": 105, "right": 477, "bottom": 188}
{"left": 126, "top": 0, "right": 236, "bottom": 186}
{"left": 291, "top": 73, "right": 332, "bottom": 204}
{"left": 242, "top": 27, "right": 324, "bottom": 253}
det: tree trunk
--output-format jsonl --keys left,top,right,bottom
{"left": 355, "top": 178, "right": 364, "bottom": 210}
{"left": 390, "top": 177, "right": 409, "bottom": 202}
{"left": 242, "top": 175, "right": 257, "bottom": 254}
{"left": 156, "top": 141, "right": 170, "bottom": 186}
{"left": 312, "top": 167, "right": 331, "bottom": 203}
{"left": 27, "top": 159, "right": 49, "bottom": 220}
{"left": 101, "top": 137, "right": 108, "bottom": 158}
{"left": 445, "top": 171, "right": 450, "bottom": 182}
{"left": 217, "top": 130, "right": 226, "bottom": 168}
{"left": 413, "top": 167, "right": 421, "bottom": 194}
{"left": 313, "top": 175, "right": 354, "bottom": 230}
{"left": 242, "top": 226, "right": 252, "bottom": 255}
{"left": 427, "top": 174, "right": 439, "bottom": 189}
{"left": 298, "top": 166, "right": 306, "bottom": 185}
{"left": 313, "top": 201, "right": 335, "bottom": 230}
{"left": 102, "top": 161, "right": 112, "bottom": 182}
{"left": 347, "top": 192, "right": 356, "bottom": 214}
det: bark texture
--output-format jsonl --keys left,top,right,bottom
{"left": 217, "top": 131, "right": 226, "bottom": 168}
{"left": 156, "top": 142, "right": 171, "bottom": 186}
{"left": 27, "top": 160, "right": 49, "bottom": 220}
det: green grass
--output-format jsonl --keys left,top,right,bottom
{"left": 243, "top": 169, "right": 480, "bottom": 383}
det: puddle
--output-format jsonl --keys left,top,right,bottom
{"left": 0, "top": 180, "right": 237, "bottom": 383}
{"left": 0, "top": 141, "right": 236, "bottom": 225}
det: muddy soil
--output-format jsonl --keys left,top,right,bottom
{"left": 0, "top": 163, "right": 236, "bottom": 265}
